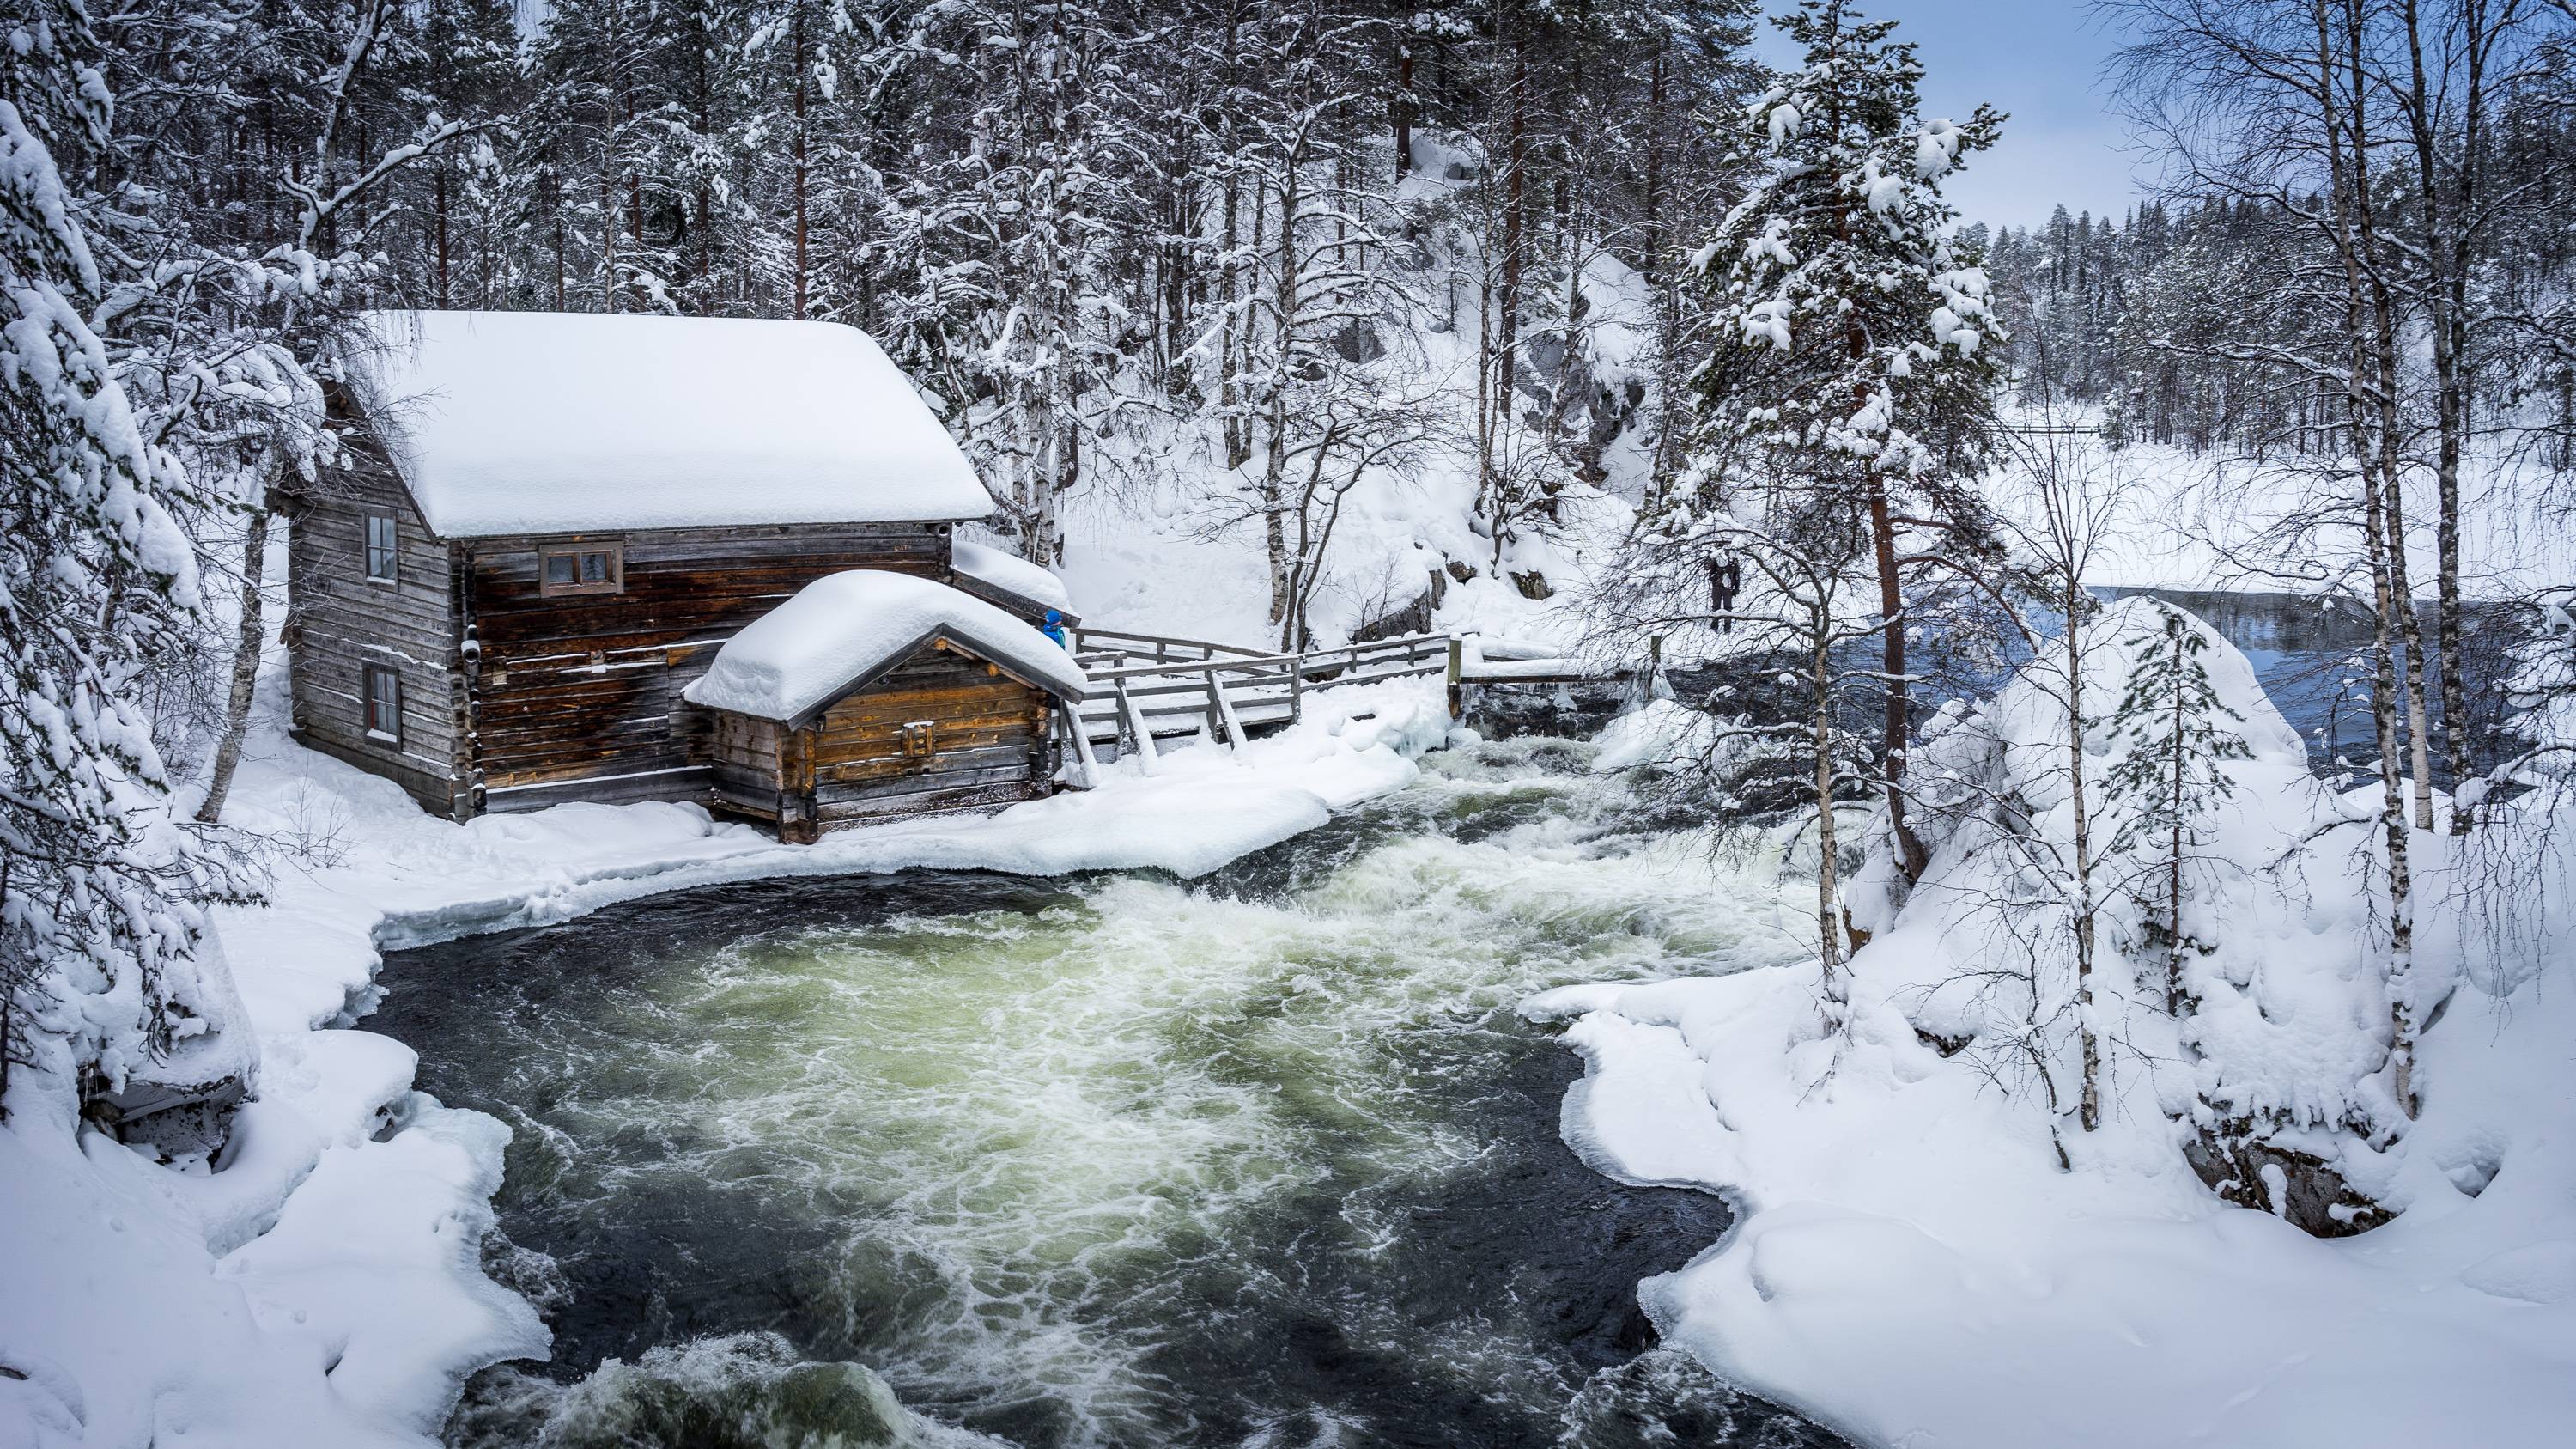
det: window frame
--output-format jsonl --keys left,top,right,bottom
{"left": 538, "top": 541, "right": 625, "bottom": 598}
{"left": 363, "top": 512, "right": 399, "bottom": 584}
{"left": 362, "top": 663, "right": 403, "bottom": 746}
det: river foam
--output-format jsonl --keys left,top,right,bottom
{"left": 374, "top": 740, "right": 1839, "bottom": 1448}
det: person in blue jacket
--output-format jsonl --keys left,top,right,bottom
{"left": 1041, "top": 608, "right": 1068, "bottom": 648}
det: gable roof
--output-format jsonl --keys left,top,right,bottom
{"left": 681, "top": 570, "right": 1088, "bottom": 724}
{"left": 343, "top": 310, "right": 993, "bottom": 538}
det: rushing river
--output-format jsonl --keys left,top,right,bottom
{"left": 374, "top": 740, "right": 1846, "bottom": 1449}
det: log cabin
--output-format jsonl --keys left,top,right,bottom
{"left": 283, "top": 309, "right": 1083, "bottom": 829}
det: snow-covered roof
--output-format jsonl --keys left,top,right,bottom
{"left": 683, "top": 570, "right": 1087, "bottom": 722}
{"left": 952, "top": 539, "right": 1075, "bottom": 617}
{"left": 346, "top": 311, "right": 993, "bottom": 537}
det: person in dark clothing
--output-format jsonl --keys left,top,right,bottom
{"left": 1709, "top": 556, "right": 1744, "bottom": 633}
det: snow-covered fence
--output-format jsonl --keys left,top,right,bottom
{"left": 1068, "top": 630, "right": 1454, "bottom": 756}
{"left": 1061, "top": 626, "right": 1665, "bottom": 758}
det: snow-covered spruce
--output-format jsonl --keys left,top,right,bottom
{"left": 2, "top": 0, "right": 248, "bottom": 1146}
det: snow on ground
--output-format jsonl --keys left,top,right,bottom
{"left": 1529, "top": 605, "right": 2576, "bottom": 1449}
{"left": 1, "top": 669, "right": 1455, "bottom": 1449}
{"left": 1054, "top": 484, "right": 1609, "bottom": 655}
{"left": 1540, "top": 965, "right": 2576, "bottom": 1446}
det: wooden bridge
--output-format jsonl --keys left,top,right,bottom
{"left": 1049, "top": 624, "right": 1622, "bottom": 779}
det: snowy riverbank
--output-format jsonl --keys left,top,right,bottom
{"left": 0, "top": 679, "right": 1455, "bottom": 1448}
{"left": 1530, "top": 618, "right": 2576, "bottom": 1446}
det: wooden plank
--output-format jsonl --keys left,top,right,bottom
{"left": 813, "top": 758, "right": 1038, "bottom": 800}
{"left": 813, "top": 779, "right": 1043, "bottom": 824}
{"left": 482, "top": 765, "right": 714, "bottom": 813}
{"left": 811, "top": 725, "right": 1036, "bottom": 770}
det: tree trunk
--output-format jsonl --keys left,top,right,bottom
{"left": 1392, "top": 41, "right": 1414, "bottom": 180}
{"left": 2321, "top": 0, "right": 2418, "bottom": 1118}
{"left": 2066, "top": 577, "right": 2099, "bottom": 1131}
{"left": 793, "top": 2, "right": 810, "bottom": 320}
{"left": 2341, "top": 0, "right": 2434, "bottom": 831}
{"left": 1217, "top": 12, "right": 1249, "bottom": 470}
{"left": 1864, "top": 473, "right": 1925, "bottom": 881}
{"left": 1265, "top": 159, "right": 1298, "bottom": 626}
{"left": 1495, "top": 33, "right": 1528, "bottom": 447}
{"left": 2403, "top": 0, "right": 2482, "bottom": 831}
{"left": 195, "top": 508, "right": 271, "bottom": 825}
{"left": 433, "top": 165, "right": 449, "bottom": 308}
{"left": 1813, "top": 599, "right": 1847, "bottom": 1034}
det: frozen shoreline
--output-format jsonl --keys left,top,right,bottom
{"left": 1525, "top": 654, "right": 2576, "bottom": 1447}
{"left": 1, "top": 679, "right": 1453, "bottom": 1449}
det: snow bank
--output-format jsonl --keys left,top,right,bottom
{"left": 1537, "top": 606, "right": 2576, "bottom": 1447}
{"left": 952, "top": 538, "right": 1073, "bottom": 616}
{"left": 682, "top": 570, "right": 1084, "bottom": 721}
{"left": 346, "top": 312, "right": 992, "bottom": 536}
{"left": 1, "top": 1011, "right": 545, "bottom": 1449}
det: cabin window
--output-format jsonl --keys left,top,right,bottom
{"left": 363, "top": 664, "right": 403, "bottom": 745}
{"left": 364, "top": 513, "right": 398, "bottom": 582}
{"left": 539, "top": 543, "right": 623, "bottom": 598}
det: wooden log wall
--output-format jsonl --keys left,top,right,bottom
{"left": 805, "top": 648, "right": 1055, "bottom": 824}
{"left": 284, "top": 432, "right": 466, "bottom": 814}
{"left": 463, "top": 522, "right": 951, "bottom": 810}
{"left": 700, "top": 644, "right": 1058, "bottom": 834}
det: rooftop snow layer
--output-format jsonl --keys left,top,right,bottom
{"left": 348, "top": 311, "right": 993, "bottom": 537}
{"left": 683, "top": 570, "right": 1086, "bottom": 722}
{"left": 953, "top": 539, "right": 1075, "bottom": 616}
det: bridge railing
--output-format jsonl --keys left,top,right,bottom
{"left": 1066, "top": 630, "right": 1456, "bottom": 758}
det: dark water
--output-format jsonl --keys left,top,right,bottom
{"left": 2101, "top": 588, "right": 2525, "bottom": 785}
{"left": 374, "top": 742, "right": 1843, "bottom": 1448}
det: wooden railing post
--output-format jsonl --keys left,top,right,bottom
{"left": 1445, "top": 636, "right": 1465, "bottom": 720}
{"left": 1206, "top": 667, "right": 1251, "bottom": 757}
{"left": 1115, "top": 677, "right": 1160, "bottom": 774}
{"left": 1060, "top": 701, "right": 1102, "bottom": 788}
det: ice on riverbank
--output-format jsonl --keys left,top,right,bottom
{"left": 1, "top": 677, "right": 1452, "bottom": 1449}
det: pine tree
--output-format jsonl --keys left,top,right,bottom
{"left": 2104, "top": 600, "right": 2251, "bottom": 1017}
{"left": 1687, "top": 0, "right": 2007, "bottom": 886}
{"left": 2, "top": 0, "right": 247, "bottom": 1118}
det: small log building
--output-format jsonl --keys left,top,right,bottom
{"left": 283, "top": 309, "right": 1081, "bottom": 830}
{"left": 683, "top": 571, "right": 1088, "bottom": 839}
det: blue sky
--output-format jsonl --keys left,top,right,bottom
{"left": 1751, "top": 0, "right": 2148, "bottom": 232}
